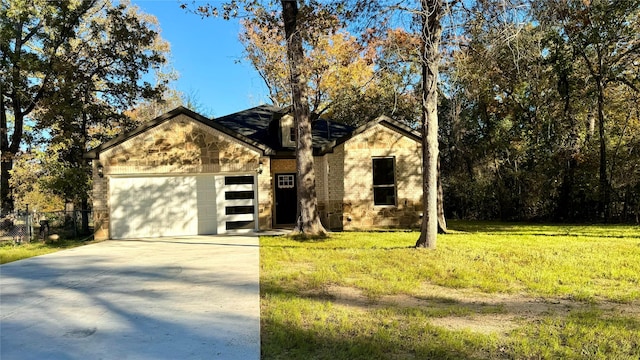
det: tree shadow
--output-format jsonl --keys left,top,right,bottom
{"left": 260, "top": 276, "right": 640, "bottom": 359}
{"left": 0, "top": 239, "right": 260, "bottom": 359}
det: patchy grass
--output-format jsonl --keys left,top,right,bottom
{"left": 0, "top": 237, "right": 93, "bottom": 264}
{"left": 260, "top": 221, "right": 640, "bottom": 359}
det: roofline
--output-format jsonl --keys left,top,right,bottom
{"left": 318, "top": 115, "right": 421, "bottom": 155}
{"left": 84, "top": 106, "right": 275, "bottom": 159}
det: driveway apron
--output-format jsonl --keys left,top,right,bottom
{"left": 0, "top": 236, "right": 260, "bottom": 360}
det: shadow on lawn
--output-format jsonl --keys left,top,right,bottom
{"left": 260, "top": 280, "right": 640, "bottom": 359}
{"left": 261, "top": 315, "right": 489, "bottom": 360}
{"left": 260, "top": 243, "right": 414, "bottom": 251}
{"left": 448, "top": 221, "right": 640, "bottom": 239}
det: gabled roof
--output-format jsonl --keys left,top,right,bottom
{"left": 213, "top": 105, "right": 284, "bottom": 150}
{"left": 213, "top": 104, "right": 354, "bottom": 152}
{"left": 85, "top": 105, "right": 420, "bottom": 160}
{"left": 84, "top": 106, "right": 275, "bottom": 159}
{"left": 318, "top": 115, "right": 422, "bottom": 155}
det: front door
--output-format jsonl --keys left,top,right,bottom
{"left": 274, "top": 173, "right": 297, "bottom": 225}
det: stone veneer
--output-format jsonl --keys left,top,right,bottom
{"left": 318, "top": 123, "right": 423, "bottom": 230}
{"left": 266, "top": 123, "right": 423, "bottom": 231}
{"left": 92, "top": 114, "right": 269, "bottom": 240}
{"left": 92, "top": 113, "right": 422, "bottom": 238}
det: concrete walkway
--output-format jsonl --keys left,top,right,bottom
{"left": 0, "top": 236, "right": 260, "bottom": 360}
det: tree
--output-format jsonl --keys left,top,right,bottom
{"left": 187, "top": 0, "right": 328, "bottom": 235}
{"left": 534, "top": 0, "right": 640, "bottom": 220}
{"left": 414, "top": 0, "right": 445, "bottom": 248}
{"left": 1, "top": 0, "right": 170, "bottom": 215}
{"left": 8, "top": 150, "right": 65, "bottom": 212}
{"left": 434, "top": 0, "right": 639, "bottom": 223}
{"left": 240, "top": 9, "right": 423, "bottom": 126}
{"left": 443, "top": 1, "right": 555, "bottom": 221}
{"left": 1, "top": 0, "right": 96, "bottom": 214}
{"left": 281, "top": 0, "right": 326, "bottom": 235}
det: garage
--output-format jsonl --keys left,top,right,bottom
{"left": 109, "top": 174, "right": 257, "bottom": 239}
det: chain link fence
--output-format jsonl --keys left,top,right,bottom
{"left": 0, "top": 209, "right": 93, "bottom": 244}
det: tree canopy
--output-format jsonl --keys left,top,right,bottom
{"left": 1, "top": 0, "right": 173, "bottom": 214}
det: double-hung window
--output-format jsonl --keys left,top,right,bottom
{"left": 372, "top": 157, "right": 396, "bottom": 206}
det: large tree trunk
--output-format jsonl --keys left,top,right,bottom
{"left": 415, "top": 0, "right": 443, "bottom": 249}
{"left": 595, "top": 77, "right": 610, "bottom": 221}
{"left": 281, "top": 0, "right": 326, "bottom": 236}
{"left": 556, "top": 68, "right": 580, "bottom": 221}
{"left": 0, "top": 158, "right": 13, "bottom": 215}
{"left": 1, "top": 92, "right": 12, "bottom": 214}
{"left": 80, "top": 106, "right": 90, "bottom": 235}
{"left": 1, "top": 85, "right": 23, "bottom": 214}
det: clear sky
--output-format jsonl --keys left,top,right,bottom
{"left": 131, "top": 0, "right": 270, "bottom": 118}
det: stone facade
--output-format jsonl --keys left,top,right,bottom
{"left": 101, "top": 115, "right": 260, "bottom": 175}
{"left": 257, "top": 156, "right": 272, "bottom": 229}
{"left": 317, "top": 123, "right": 423, "bottom": 230}
{"left": 92, "top": 114, "right": 265, "bottom": 240}
{"left": 91, "top": 162, "right": 110, "bottom": 240}
{"left": 91, "top": 110, "right": 422, "bottom": 239}
{"left": 245, "top": 123, "right": 422, "bottom": 231}
{"left": 270, "top": 158, "right": 296, "bottom": 174}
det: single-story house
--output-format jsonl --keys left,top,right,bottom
{"left": 85, "top": 105, "right": 423, "bottom": 240}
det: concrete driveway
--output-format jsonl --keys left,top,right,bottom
{"left": 0, "top": 236, "right": 260, "bottom": 360}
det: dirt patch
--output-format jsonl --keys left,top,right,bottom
{"left": 429, "top": 314, "right": 519, "bottom": 335}
{"left": 306, "top": 284, "right": 640, "bottom": 335}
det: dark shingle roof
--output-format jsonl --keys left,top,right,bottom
{"left": 214, "top": 105, "right": 283, "bottom": 150}
{"left": 85, "top": 104, "right": 419, "bottom": 159}
{"left": 311, "top": 118, "right": 354, "bottom": 149}
{"left": 213, "top": 104, "right": 355, "bottom": 152}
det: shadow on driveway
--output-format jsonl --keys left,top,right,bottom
{"left": 0, "top": 236, "right": 260, "bottom": 360}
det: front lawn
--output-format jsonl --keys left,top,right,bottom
{"left": 0, "top": 237, "right": 93, "bottom": 264}
{"left": 260, "top": 221, "right": 640, "bottom": 359}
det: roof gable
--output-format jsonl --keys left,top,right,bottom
{"left": 318, "top": 115, "right": 421, "bottom": 155}
{"left": 85, "top": 106, "right": 419, "bottom": 159}
{"left": 212, "top": 105, "right": 355, "bottom": 151}
{"left": 85, "top": 106, "right": 274, "bottom": 159}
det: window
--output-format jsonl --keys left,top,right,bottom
{"left": 226, "top": 220, "right": 254, "bottom": 230}
{"left": 225, "top": 191, "right": 254, "bottom": 200}
{"left": 225, "top": 175, "right": 254, "bottom": 185}
{"left": 277, "top": 174, "right": 295, "bottom": 189}
{"left": 225, "top": 206, "right": 254, "bottom": 215}
{"left": 372, "top": 157, "right": 396, "bottom": 206}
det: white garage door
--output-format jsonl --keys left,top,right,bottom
{"left": 109, "top": 174, "right": 257, "bottom": 239}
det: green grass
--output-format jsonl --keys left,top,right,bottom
{"left": 260, "top": 221, "right": 640, "bottom": 359}
{"left": 0, "top": 237, "right": 93, "bottom": 264}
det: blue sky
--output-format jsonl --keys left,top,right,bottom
{"left": 131, "top": 0, "right": 270, "bottom": 118}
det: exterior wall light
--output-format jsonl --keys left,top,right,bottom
{"left": 97, "top": 164, "right": 104, "bottom": 178}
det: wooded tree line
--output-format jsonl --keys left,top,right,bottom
{"left": 230, "top": 0, "right": 639, "bottom": 224}
{"left": 441, "top": 0, "right": 639, "bottom": 222}
{"left": 1, "top": 0, "right": 180, "bottom": 221}
{"left": 2, "top": 0, "right": 638, "bottom": 244}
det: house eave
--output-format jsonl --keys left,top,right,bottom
{"left": 318, "top": 115, "right": 421, "bottom": 155}
{"left": 84, "top": 106, "right": 275, "bottom": 159}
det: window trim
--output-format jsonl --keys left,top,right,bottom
{"left": 372, "top": 157, "right": 397, "bottom": 206}
{"left": 277, "top": 174, "right": 295, "bottom": 189}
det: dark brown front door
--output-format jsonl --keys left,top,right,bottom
{"left": 275, "top": 173, "right": 297, "bottom": 225}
